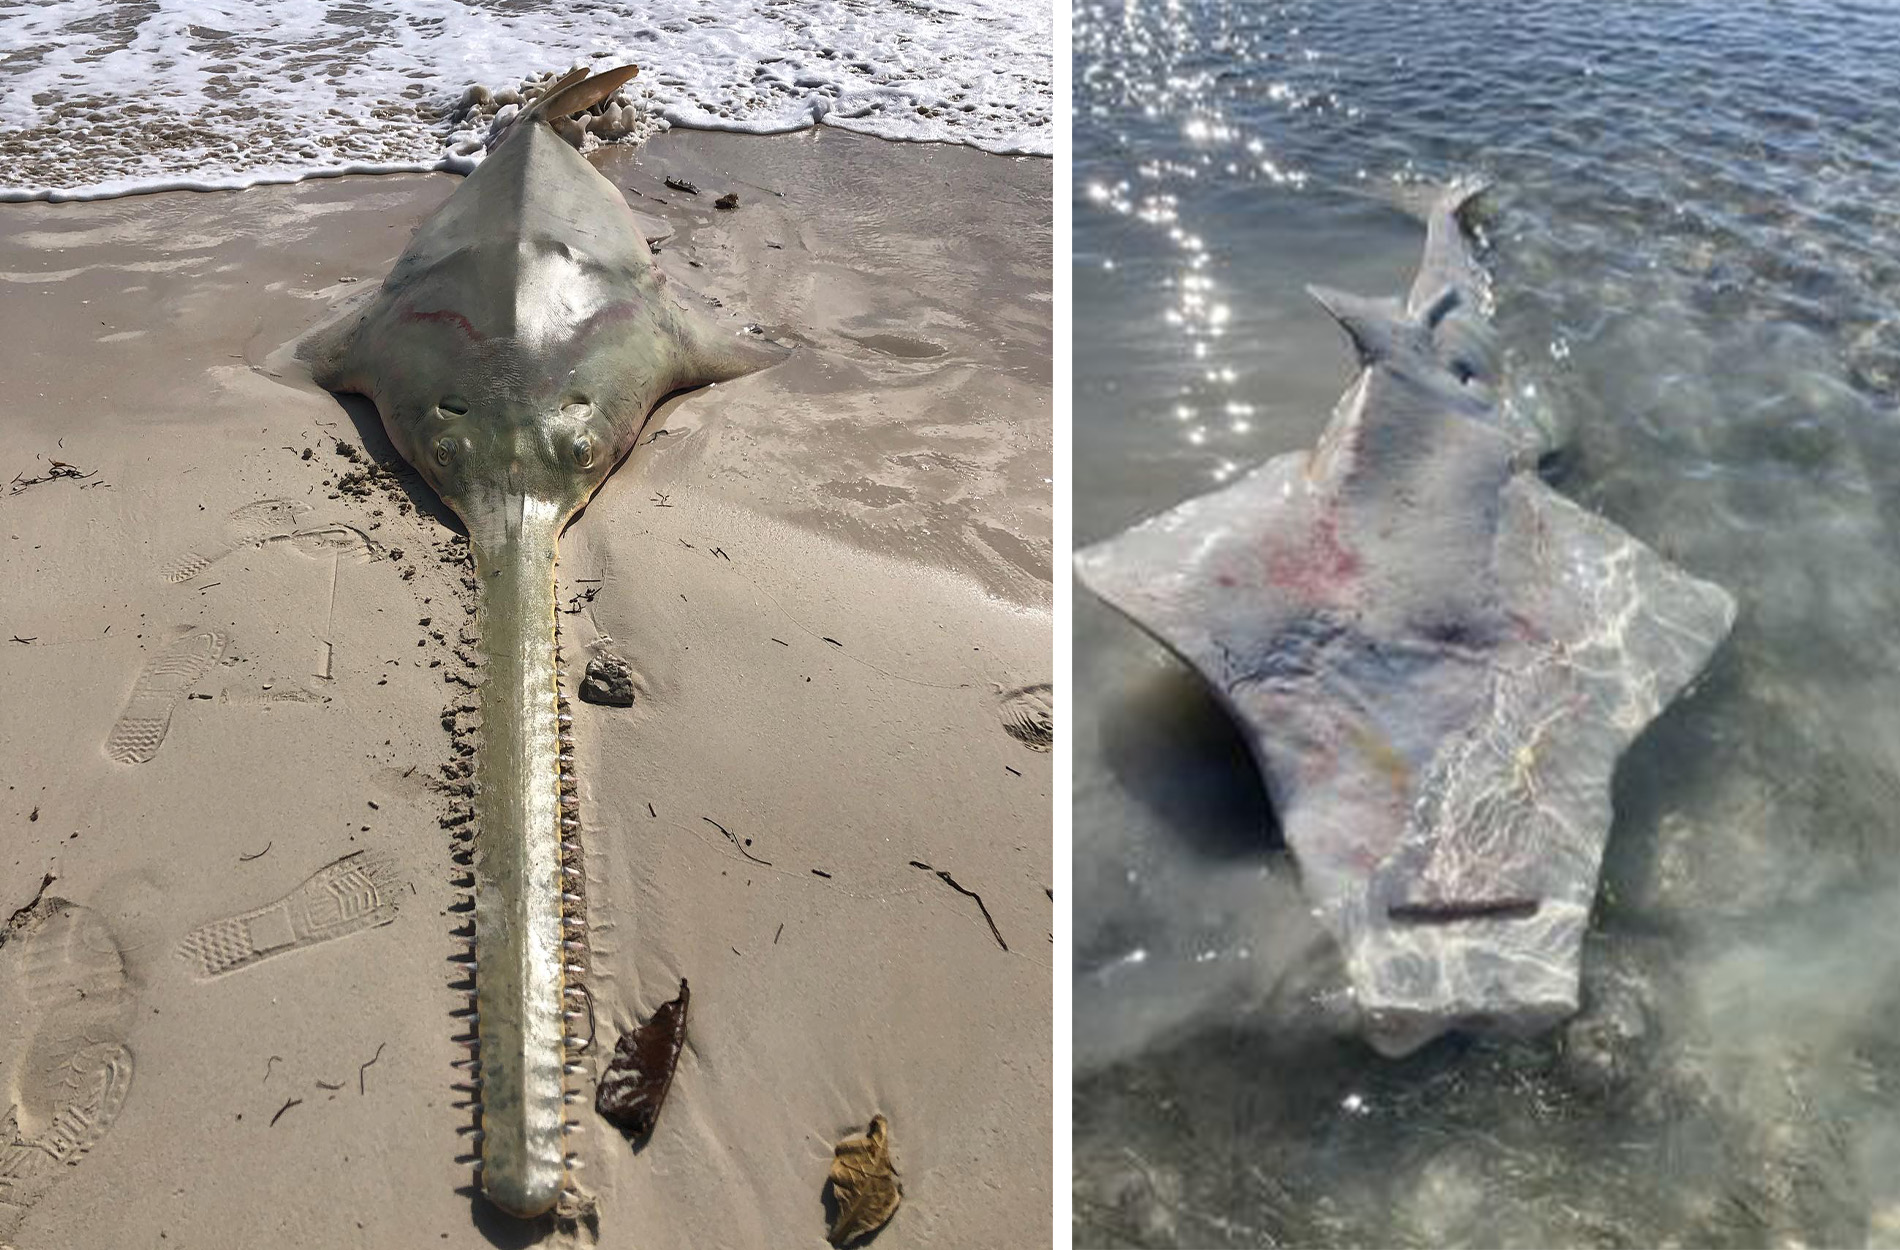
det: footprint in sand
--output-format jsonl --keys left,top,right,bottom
{"left": 104, "top": 627, "right": 228, "bottom": 765}
{"left": 160, "top": 497, "right": 309, "bottom": 583}
{"left": 0, "top": 900, "right": 135, "bottom": 1246}
{"left": 999, "top": 682, "right": 1053, "bottom": 752}
{"left": 176, "top": 851, "right": 403, "bottom": 978}
{"left": 285, "top": 522, "right": 377, "bottom": 561}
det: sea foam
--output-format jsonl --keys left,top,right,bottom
{"left": 0, "top": 0, "right": 1051, "bottom": 202}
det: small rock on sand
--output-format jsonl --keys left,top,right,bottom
{"left": 580, "top": 655, "right": 636, "bottom": 706}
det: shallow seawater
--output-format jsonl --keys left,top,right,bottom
{"left": 1074, "top": 1, "right": 1900, "bottom": 1246}
{"left": 0, "top": 0, "right": 1051, "bottom": 199}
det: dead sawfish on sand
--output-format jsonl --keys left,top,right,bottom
{"left": 301, "top": 63, "right": 782, "bottom": 1216}
{"left": 1075, "top": 181, "right": 1735, "bottom": 1057}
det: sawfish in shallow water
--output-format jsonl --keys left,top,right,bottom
{"left": 302, "top": 63, "right": 780, "bottom": 1215}
{"left": 1076, "top": 182, "right": 1735, "bottom": 1057}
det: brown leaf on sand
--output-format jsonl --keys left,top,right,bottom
{"left": 595, "top": 978, "right": 689, "bottom": 1137}
{"left": 826, "top": 1114, "right": 901, "bottom": 1247}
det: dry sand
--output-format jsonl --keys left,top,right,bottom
{"left": 0, "top": 129, "right": 1051, "bottom": 1248}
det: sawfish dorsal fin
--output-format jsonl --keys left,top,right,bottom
{"left": 530, "top": 64, "right": 640, "bottom": 122}
{"left": 1306, "top": 285, "right": 1407, "bottom": 366}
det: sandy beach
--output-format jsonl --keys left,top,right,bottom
{"left": 0, "top": 127, "right": 1050, "bottom": 1249}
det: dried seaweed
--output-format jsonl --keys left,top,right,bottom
{"left": 826, "top": 1114, "right": 901, "bottom": 1246}
{"left": 595, "top": 979, "right": 689, "bottom": 1137}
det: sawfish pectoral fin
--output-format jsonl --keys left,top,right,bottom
{"left": 1497, "top": 477, "right": 1738, "bottom": 704}
{"left": 296, "top": 294, "right": 380, "bottom": 395}
{"left": 669, "top": 304, "right": 791, "bottom": 391}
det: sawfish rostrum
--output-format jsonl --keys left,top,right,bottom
{"left": 1076, "top": 183, "right": 1735, "bottom": 1057}
{"left": 303, "top": 65, "right": 779, "bottom": 1216}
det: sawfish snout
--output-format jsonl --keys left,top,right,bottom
{"left": 404, "top": 396, "right": 618, "bottom": 522}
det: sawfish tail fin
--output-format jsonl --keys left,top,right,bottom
{"left": 527, "top": 64, "right": 640, "bottom": 123}
{"left": 1386, "top": 175, "right": 1490, "bottom": 225}
{"left": 1405, "top": 176, "right": 1492, "bottom": 317}
{"left": 1431, "top": 176, "right": 1489, "bottom": 223}
{"left": 1307, "top": 176, "right": 1490, "bottom": 356}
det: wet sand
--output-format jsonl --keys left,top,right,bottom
{"left": 0, "top": 128, "right": 1051, "bottom": 1249}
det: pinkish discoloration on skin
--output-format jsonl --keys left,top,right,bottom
{"left": 571, "top": 300, "right": 640, "bottom": 342}
{"left": 542, "top": 301, "right": 644, "bottom": 376}
{"left": 403, "top": 304, "right": 487, "bottom": 342}
{"left": 1265, "top": 509, "right": 1361, "bottom": 600}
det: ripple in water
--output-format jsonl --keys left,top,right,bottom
{"left": 1075, "top": 1, "right": 1900, "bottom": 1246}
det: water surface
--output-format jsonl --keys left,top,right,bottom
{"left": 0, "top": 0, "right": 1052, "bottom": 199}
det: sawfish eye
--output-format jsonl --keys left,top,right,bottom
{"left": 436, "top": 397, "right": 468, "bottom": 419}
{"left": 572, "top": 434, "right": 595, "bottom": 469}
{"left": 433, "top": 437, "right": 456, "bottom": 467}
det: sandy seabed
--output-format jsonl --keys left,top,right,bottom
{"left": 0, "top": 128, "right": 1052, "bottom": 1249}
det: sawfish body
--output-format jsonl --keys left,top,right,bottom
{"left": 1076, "top": 183, "right": 1735, "bottom": 1057}
{"left": 303, "top": 65, "right": 778, "bottom": 1216}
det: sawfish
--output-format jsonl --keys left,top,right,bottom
{"left": 302, "top": 64, "right": 780, "bottom": 1216}
{"left": 1076, "top": 182, "right": 1736, "bottom": 1057}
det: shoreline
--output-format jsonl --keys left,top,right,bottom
{"left": 0, "top": 126, "right": 1051, "bottom": 1249}
{"left": 0, "top": 122, "right": 1055, "bottom": 206}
